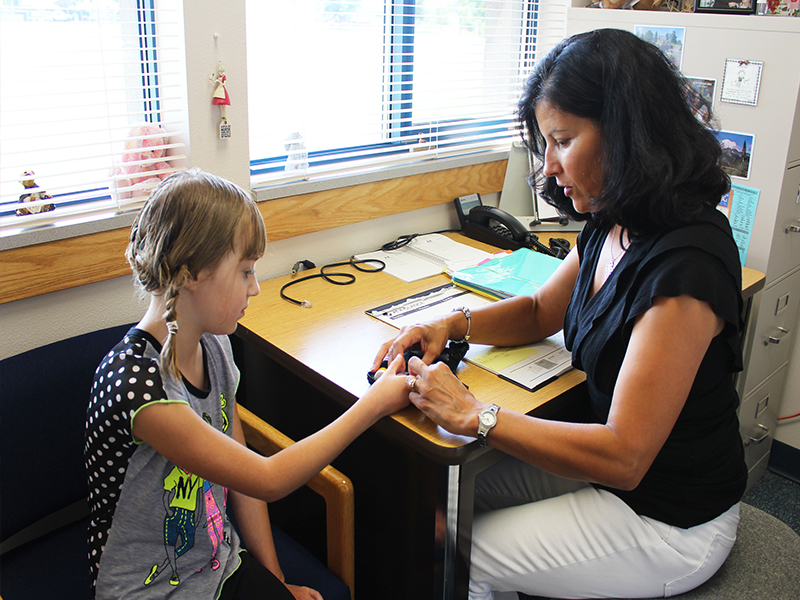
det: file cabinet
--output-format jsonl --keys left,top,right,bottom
{"left": 740, "top": 367, "right": 783, "bottom": 476}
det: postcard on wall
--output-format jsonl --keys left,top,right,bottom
{"left": 720, "top": 59, "right": 763, "bottom": 106}
{"left": 634, "top": 25, "right": 685, "bottom": 70}
{"left": 723, "top": 182, "right": 760, "bottom": 266}
{"left": 713, "top": 130, "right": 755, "bottom": 180}
{"left": 717, "top": 190, "right": 731, "bottom": 219}
{"left": 687, "top": 77, "right": 716, "bottom": 124}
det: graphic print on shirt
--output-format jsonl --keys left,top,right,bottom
{"left": 144, "top": 466, "right": 203, "bottom": 588}
{"left": 201, "top": 480, "right": 227, "bottom": 571}
{"left": 197, "top": 391, "right": 232, "bottom": 571}
{"left": 220, "top": 392, "right": 230, "bottom": 433}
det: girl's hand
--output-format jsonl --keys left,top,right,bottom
{"left": 361, "top": 354, "right": 412, "bottom": 417}
{"left": 287, "top": 583, "right": 323, "bottom": 600}
{"left": 371, "top": 318, "right": 451, "bottom": 373}
{"left": 405, "top": 356, "right": 484, "bottom": 437}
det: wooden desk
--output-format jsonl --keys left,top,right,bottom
{"left": 234, "top": 232, "right": 765, "bottom": 600}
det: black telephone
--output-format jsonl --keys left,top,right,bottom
{"left": 454, "top": 194, "right": 569, "bottom": 258}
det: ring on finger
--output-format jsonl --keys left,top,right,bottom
{"left": 406, "top": 375, "right": 418, "bottom": 392}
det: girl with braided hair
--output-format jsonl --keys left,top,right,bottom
{"left": 86, "top": 169, "right": 410, "bottom": 600}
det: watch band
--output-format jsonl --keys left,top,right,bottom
{"left": 477, "top": 403, "right": 500, "bottom": 447}
{"left": 452, "top": 306, "right": 471, "bottom": 342}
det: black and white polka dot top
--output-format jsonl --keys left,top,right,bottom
{"left": 84, "top": 328, "right": 241, "bottom": 597}
{"left": 85, "top": 329, "right": 164, "bottom": 585}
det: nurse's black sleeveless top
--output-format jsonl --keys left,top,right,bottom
{"left": 563, "top": 204, "right": 747, "bottom": 528}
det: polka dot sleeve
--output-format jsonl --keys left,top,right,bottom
{"left": 87, "top": 331, "right": 169, "bottom": 442}
{"left": 84, "top": 329, "right": 171, "bottom": 591}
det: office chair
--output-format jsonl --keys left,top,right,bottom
{"left": 0, "top": 326, "right": 354, "bottom": 600}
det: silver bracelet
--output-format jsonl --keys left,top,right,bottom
{"left": 452, "top": 306, "right": 471, "bottom": 342}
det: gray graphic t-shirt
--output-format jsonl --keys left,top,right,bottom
{"left": 85, "top": 329, "right": 242, "bottom": 599}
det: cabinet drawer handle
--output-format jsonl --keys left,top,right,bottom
{"left": 764, "top": 326, "right": 789, "bottom": 346}
{"left": 787, "top": 222, "right": 800, "bottom": 233}
{"left": 745, "top": 424, "right": 770, "bottom": 446}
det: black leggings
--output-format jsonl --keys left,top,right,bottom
{"left": 219, "top": 551, "right": 294, "bottom": 600}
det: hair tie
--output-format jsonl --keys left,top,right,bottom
{"left": 167, "top": 321, "right": 179, "bottom": 335}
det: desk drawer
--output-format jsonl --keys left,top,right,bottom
{"left": 739, "top": 367, "right": 781, "bottom": 475}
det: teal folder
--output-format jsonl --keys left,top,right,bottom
{"left": 450, "top": 248, "right": 562, "bottom": 299}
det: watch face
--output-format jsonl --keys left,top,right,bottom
{"left": 480, "top": 411, "right": 497, "bottom": 427}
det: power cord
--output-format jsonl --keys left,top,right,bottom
{"left": 280, "top": 257, "right": 386, "bottom": 308}
{"left": 291, "top": 259, "right": 316, "bottom": 274}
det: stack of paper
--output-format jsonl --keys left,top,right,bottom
{"left": 450, "top": 248, "right": 562, "bottom": 300}
{"left": 355, "top": 234, "right": 493, "bottom": 283}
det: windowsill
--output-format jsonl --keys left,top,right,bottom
{"left": 253, "top": 149, "right": 508, "bottom": 202}
{"left": 0, "top": 212, "right": 140, "bottom": 252}
{"left": 2, "top": 150, "right": 509, "bottom": 252}
{"left": 0, "top": 152, "right": 510, "bottom": 303}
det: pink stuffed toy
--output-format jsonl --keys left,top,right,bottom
{"left": 114, "top": 123, "right": 171, "bottom": 198}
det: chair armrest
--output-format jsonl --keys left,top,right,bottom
{"left": 237, "top": 405, "right": 355, "bottom": 599}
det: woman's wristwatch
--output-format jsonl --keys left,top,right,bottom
{"left": 477, "top": 404, "right": 500, "bottom": 447}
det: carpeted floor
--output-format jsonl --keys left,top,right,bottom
{"left": 741, "top": 469, "right": 800, "bottom": 535}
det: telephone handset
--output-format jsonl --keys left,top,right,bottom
{"left": 454, "top": 194, "right": 568, "bottom": 258}
{"left": 468, "top": 205, "right": 530, "bottom": 244}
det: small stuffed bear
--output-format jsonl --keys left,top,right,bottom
{"left": 114, "top": 123, "right": 171, "bottom": 198}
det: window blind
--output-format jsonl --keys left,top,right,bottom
{"left": 0, "top": 0, "right": 186, "bottom": 239}
{"left": 534, "top": 0, "right": 568, "bottom": 64}
{"left": 247, "top": 0, "right": 562, "bottom": 190}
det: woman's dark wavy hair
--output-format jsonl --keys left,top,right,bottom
{"left": 519, "top": 28, "right": 730, "bottom": 235}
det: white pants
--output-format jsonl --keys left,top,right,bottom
{"left": 469, "top": 456, "right": 740, "bottom": 600}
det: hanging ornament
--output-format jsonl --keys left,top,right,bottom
{"left": 210, "top": 62, "right": 231, "bottom": 139}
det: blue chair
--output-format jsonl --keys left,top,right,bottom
{"left": 0, "top": 325, "right": 352, "bottom": 600}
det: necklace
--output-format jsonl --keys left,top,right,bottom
{"left": 605, "top": 225, "right": 625, "bottom": 278}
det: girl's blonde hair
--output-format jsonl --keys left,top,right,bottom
{"left": 126, "top": 168, "right": 266, "bottom": 379}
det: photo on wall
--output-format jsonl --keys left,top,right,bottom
{"left": 694, "top": 0, "right": 757, "bottom": 15}
{"left": 720, "top": 59, "right": 763, "bottom": 106}
{"left": 687, "top": 77, "right": 716, "bottom": 123}
{"left": 713, "top": 130, "right": 755, "bottom": 180}
{"left": 634, "top": 25, "right": 686, "bottom": 70}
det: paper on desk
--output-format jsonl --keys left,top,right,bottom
{"left": 366, "top": 284, "right": 493, "bottom": 328}
{"left": 465, "top": 332, "right": 572, "bottom": 392}
{"left": 366, "top": 285, "right": 573, "bottom": 391}
{"left": 355, "top": 234, "right": 494, "bottom": 283}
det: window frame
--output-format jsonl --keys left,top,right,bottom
{"left": 248, "top": 0, "right": 540, "bottom": 192}
{"left": 0, "top": 0, "right": 183, "bottom": 247}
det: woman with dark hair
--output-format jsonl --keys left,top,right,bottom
{"left": 520, "top": 28, "right": 729, "bottom": 234}
{"left": 373, "top": 29, "right": 747, "bottom": 599}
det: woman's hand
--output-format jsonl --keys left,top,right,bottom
{"left": 405, "top": 356, "right": 485, "bottom": 438}
{"left": 371, "top": 317, "right": 453, "bottom": 373}
{"left": 287, "top": 583, "right": 323, "bottom": 600}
